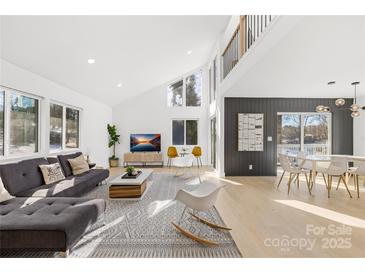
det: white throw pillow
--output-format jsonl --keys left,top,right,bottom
{"left": 0, "top": 176, "right": 15, "bottom": 203}
{"left": 39, "top": 163, "right": 66, "bottom": 184}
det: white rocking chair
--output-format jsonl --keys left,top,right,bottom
{"left": 172, "top": 181, "right": 231, "bottom": 246}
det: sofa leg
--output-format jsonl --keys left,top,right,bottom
{"left": 59, "top": 249, "right": 69, "bottom": 258}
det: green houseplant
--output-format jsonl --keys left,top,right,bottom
{"left": 107, "top": 124, "right": 120, "bottom": 167}
{"left": 125, "top": 166, "right": 136, "bottom": 176}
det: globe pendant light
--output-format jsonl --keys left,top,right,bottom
{"left": 350, "top": 82, "right": 361, "bottom": 117}
{"left": 316, "top": 81, "right": 363, "bottom": 118}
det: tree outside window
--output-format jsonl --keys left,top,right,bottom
{"left": 186, "top": 70, "right": 202, "bottom": 107}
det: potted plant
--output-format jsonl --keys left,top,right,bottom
{"left": 125, "top": 166, "right": 136, "bottom": 176}
{"left": 107, "top": 124, "right": 120, "bottom": 167}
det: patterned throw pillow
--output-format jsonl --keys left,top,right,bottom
{"left": 39, "top": 163, "right": 66, "bottom": 184}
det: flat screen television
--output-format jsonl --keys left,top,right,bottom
{"left": 130, "top": 134, "right": 161, "bottom": 152}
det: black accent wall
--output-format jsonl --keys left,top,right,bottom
{"left": 224, "top": 98, "right": 354, "bottom": 176}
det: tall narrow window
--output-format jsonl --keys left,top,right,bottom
{"left": 9, "top": 93, "right": 39, "bottom": 154}
{"left": 186, "top": 70, "right": 202, "bottom": 107}
{"left": 0, "top": 91, "right": 4, "bottom": 155}
{"left": 167, "top": 80, "right": 183, "bottom": 107}
{"left": 50, "top": 103, "right": 63, "bottom": 151}
{"left": 66, "top": 107, "right": 79, "bottom": 148}
{"left": 211, "top": 117, "right": 217, "bottom": 168}
{"left": 209, "top": 67, "right": 212, "bottom": 104}
{"left": 213, "top": 57, "right": 217, "bottom": 100}
{"left": 172, "top": 119, "right": 198, "bottom": 146}
{"left": 172, "top": 120, "right": 184, "bottom": 145}
{"left": 186, "top": 120, "right": 198, "bottom": 145}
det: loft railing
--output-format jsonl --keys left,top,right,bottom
{"left": 277, "top": 144, "right": 329, "bottom": 157}
{"left": 222, "top": 15, "right": 275, "bottom": 79}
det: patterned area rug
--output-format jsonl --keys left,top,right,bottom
{"left": 2, "top": 173, "right": 242, "bottom": 258}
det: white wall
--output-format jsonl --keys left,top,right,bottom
{"left": 112, "top": 67, "right": 209, "bottom": 165}
{"left": 0, "top": 59, "right": 113, "bottom": 166}
{"left": 354, "top": 96, "right": 365, "bottom": 156}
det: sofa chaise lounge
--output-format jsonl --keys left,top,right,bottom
{"left": 0, "top": 152, "right": 109, "bottom": 256}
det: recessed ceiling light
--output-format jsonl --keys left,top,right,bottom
{"left": 187, "top": 50, "right": 192, "bottom": 55}
{"left": 87, "top": 59, "right": 95, "bottom": 64}
{"left": 116, "top": 83, "right": 123, "bottom": 88}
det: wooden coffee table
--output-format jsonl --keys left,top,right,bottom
{"left": 108, "top": 169, "right": 153, "bottom": 199}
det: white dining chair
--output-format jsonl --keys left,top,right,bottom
{"left": 277, "top": 154, "right": 312, "bottom": 195}
{"left": 296, "top": 151, "right": 312, "bottom": 170}
{"left": 347, "top": 159, "right": 365, "bottom": 198}
{"left": 318, "top": 157, "right": 352, "bottom": 198}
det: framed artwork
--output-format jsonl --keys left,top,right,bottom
{"left": 238, "top": 113, "right": 264, "bottom": 151}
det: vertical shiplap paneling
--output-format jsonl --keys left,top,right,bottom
{"left": 224, "top": 97, "right": 354, "bottom": 176}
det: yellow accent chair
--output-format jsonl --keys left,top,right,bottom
{"left": 192, "top": 146, "right": 202, "bottom": 168}
{"left": 167, "top": 146, "right": 178, "bottom": 168}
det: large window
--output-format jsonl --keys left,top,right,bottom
{"left": 9, "top": 93, "right": 39, "bottom": 154}
{"left": 167, "top": 69, "right": 202, "bottom": 107}
{"left": 303, "top": 114, "right": 330, "bottom": 155}
{"left": 66, "top": 107, "right": 80, "bottom": 148}
{"left": 185, "top": 71, "right": 202, "bottom": 107}
{"left": 0, "top": 86, "right": 82, "bottom": 158}
{"left": 50, "top": 103, "right": 63, "bottom": 151}
{"left": 277, "top": 113, "right": 301, "bottom": 155}
{"left": 49, "top": 103, "right": 80, "bottom": 151}
{"left": 172, "top": 120, "right": 184, "bottom": 145}
{"left": 167, "top": 80, "right": 183, "bottom": 107}
{"left": 0, "top": 91, "right": 4, "bottom": 155}
{"left": 186, "top": 120, "right": 198, "bottom": 145}
{"left": 277, "top": 112, "right": 331, "bottom": 159}
{"left": 172, "top": 119, "right": 198, "bottom": 146}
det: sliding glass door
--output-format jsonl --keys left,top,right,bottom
{"left": 303, "top": 114, "right": 330, "bottom": 155}
{"left": 277, "top": 113, "right": 301, "bottom": 155}
{"left": 277, "top": 112, "right": 331, "bottom": 159}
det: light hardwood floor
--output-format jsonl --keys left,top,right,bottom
{"left": 109, "top": 166, "right": 365, "bottom": 258}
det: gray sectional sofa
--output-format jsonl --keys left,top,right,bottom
{"left": 0, "top": 152, "right": 109, "bottom": 256}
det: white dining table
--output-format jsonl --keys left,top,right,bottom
{"left": 173, "top": 155, "right": 201, "bottom": 183}
{"left": 285, "top": 154, "right": 365, "bottom": 189}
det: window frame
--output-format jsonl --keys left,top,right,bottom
{"left": 0, "top": 90, "right": 5, "bottom": 157}
{"left": 0, "top": 86, "right": 42, "bottom": 160}
{"left": 213, "top": 56, "right": 217, "bottom": 101}
{"left": 167, "top": 68, "right": 203, "bottom": 108}
{"left": 208, "top": 66, "right": 212, "bottom": 104}
{"left": 171, "top": 119, "right": 199, "bottom": 146}
{"left": 167, "top": 80, "right": 184, "bottom": 107}
{"left": 277, "top": 111, "right": 332, "bottom": 156}
{"left": 49, "top": 100, "right": 82, "bottom": 154}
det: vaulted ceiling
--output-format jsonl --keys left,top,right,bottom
{"left": 0, "top": 16, "right": 230, "bottom": 106}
